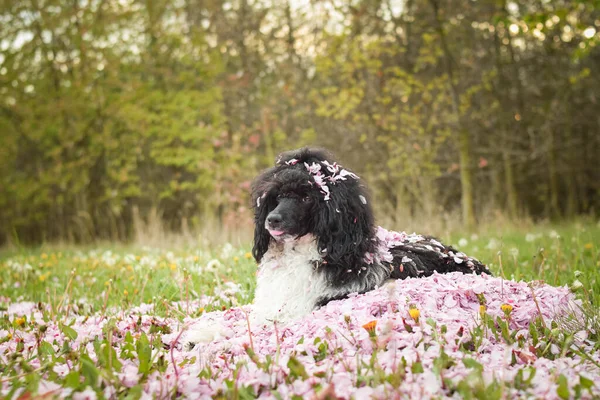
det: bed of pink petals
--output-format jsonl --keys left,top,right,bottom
{"left": 2, "top": 273, "right": 599, "bottom": 399}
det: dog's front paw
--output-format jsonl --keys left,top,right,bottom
{"left": 182, "top": 324, "right": 225, "bottom": 351}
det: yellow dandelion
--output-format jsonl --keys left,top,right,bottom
{"left": 127, "top": 265, "right": 133, "bottom": 272}
{"left": 193, "top": 256, "right": 199, "bottom": 262}
{"left": 39, "top": 273, "right": 49, "bottom": 282}
{"left": 244, "top": 252, "right": 252, "bottom": 259}
{"left": 362, "top": 320, "right": 377, "bottom": 334}
{"left": 15, "top": 317, "right": 26, "bottom": 327}
{"left": 41, "top": 253, "right": 48, "bottom": 260}
{"left": 105, "top": 280, "right": 112, "bottom": 286}
{"left": 198, "top": 307, "right": 205, "bottom": 314}
{"left": 134, "top": 289, "right": 139, "bottom": 294}
{"left": 584, "top": 243, "right": 593, "bottom": 250}
{"left": 123, "top": 290, "right": 129, "bottom": 296}
{"left": 501, "top": 303, "right": 513, "bottom": 314}
{"left": 409, "top": 308, "right": 420, "bottom": 322}
{"left": 233, "top": 256, "right": 239, "bottom": 262}
{"left": 169, "top": 263, "right": 177, "bottom": 271}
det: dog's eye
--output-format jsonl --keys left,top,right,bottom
{"left": 302, "top": 196, "right": 312, "bottom": 203}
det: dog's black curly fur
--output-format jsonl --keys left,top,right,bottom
{"left": 252, "top": 147, "right": 490, "bottom": 307}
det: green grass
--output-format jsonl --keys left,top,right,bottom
{"left": 0, "top": 246, "right": 258, "bottom": 318}
{"left": 447, "top": 221, "right": 600, "bottom": 305}
{"left": 2, "top": 220, "right": 598, "bottom": 311}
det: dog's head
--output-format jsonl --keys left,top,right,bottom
{"left": 251, "top": 147, "right": 376, "bottom": 267}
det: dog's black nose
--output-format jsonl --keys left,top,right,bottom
{"left": 267, "top": 213, "right": 283, "bottom": 226}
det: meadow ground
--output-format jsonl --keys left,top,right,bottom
{"left": 0, "top": 220, "right": 599, "bottom": 399}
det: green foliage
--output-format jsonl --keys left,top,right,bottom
{"left": 136, "top": 332, "right": 152, "bottom": 376}
{"left": 0, "top": 0, "right": 599, "bottom": 244}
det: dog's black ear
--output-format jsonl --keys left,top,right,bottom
{"left": 252, "top": 203, "right": 271, "bottom": 262}
{"left": 314, "top": 180, "right": 377, "bottom": 283}
{"left": 251, "top": 168, "right": 275, "bottom": 262}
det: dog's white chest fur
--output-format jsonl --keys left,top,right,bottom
{"left": 184, "top": 236, "right": 328, "bottom": 346}
{"left": 252, "top": 235, "right": 327, "bottom": 324}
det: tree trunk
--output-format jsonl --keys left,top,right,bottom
{"left": 547, "top": 130, "right": 560, "bottom": 219}
{"left": 503, "top": 150, "right": 518, "bottom": 218}
{"left": 458, "top": 129, "right": 475, "bottom": 229}
{"left": 429, "top": 0, "right": 475, "bottom": 229}
{"left": 492, "top": 7, "right": 519, "bottom": 219}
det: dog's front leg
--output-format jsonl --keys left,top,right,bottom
{"left": 182, "top": 307, "right": 255, "bottom": 351}
{"left": 181, "top": 310, "right": 236, "bottom": 351}
{"left": 183, "top": 322, "right": 226, "bottom": 351}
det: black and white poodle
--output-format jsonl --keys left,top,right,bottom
{"left": 185, "top": 147, "right": 489, "bottom": 346}
{"left": 250, "top": 147, "right": 490, "bottom": 323}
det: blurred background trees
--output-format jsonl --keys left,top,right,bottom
{"left": 1, "top": 0, "right": 598, "bottom": 245}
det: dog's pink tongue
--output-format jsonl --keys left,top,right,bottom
{"left": 269, "top": 230, "right": 284, "bottom": 236}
